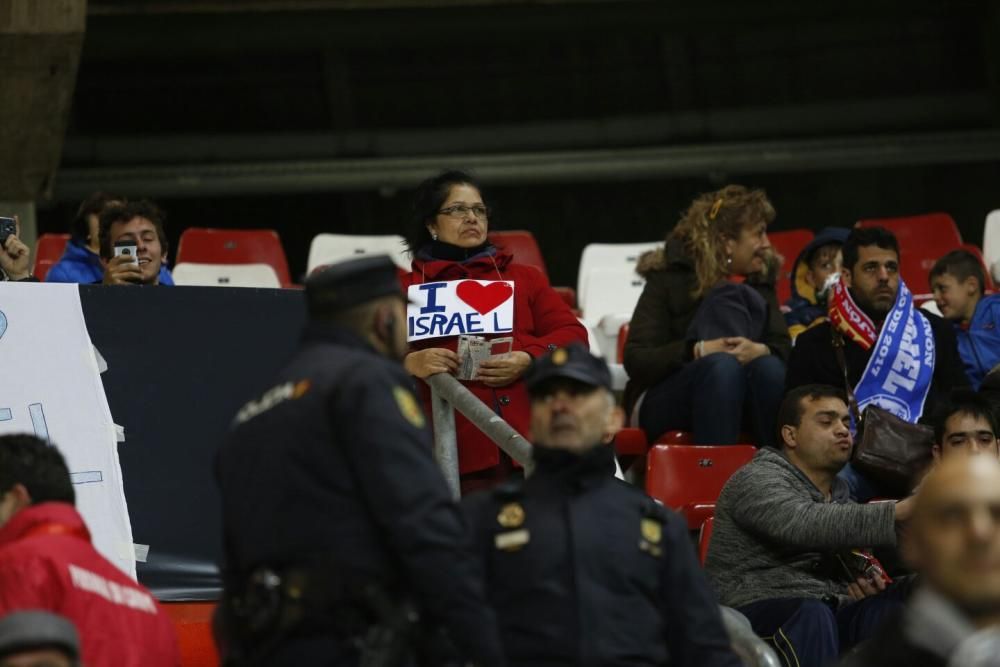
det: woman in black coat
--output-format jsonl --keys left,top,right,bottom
{"left": 623, "top": 185, "right": 791, "bottom": 447}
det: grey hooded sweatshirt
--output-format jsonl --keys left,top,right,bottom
{"left": 705, "top": 447, "right": 897, "bottom": 609}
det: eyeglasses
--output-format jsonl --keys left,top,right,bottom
{"left": 438, "top": 204, "right": 489, "bottom": 220}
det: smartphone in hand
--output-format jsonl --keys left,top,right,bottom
{"left": 0, "top": 217, "right": 16, "bottom": 247}
{"left": 113, "top": 239, "right": 138, "bottom": 263}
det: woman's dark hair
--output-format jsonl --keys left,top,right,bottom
{"left": 72, "top": 192, "right": 126, "bottom": 242}
{"left": 0, "top": 434, "right": 75, "bottom": 506}
{"left": 404, "top": 170, "right": 483, "bottom": 252}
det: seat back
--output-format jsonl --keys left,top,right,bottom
{"left": 579, "top": 267, "right": 647, "bottom": 325}
{"left": 172, "top": 262, "right": 282, "bottom": 288}
{"left": 577, "top": 241, "right": 661, "bottom": 307}
{"left": 767, "top": 229, "right": 815, "bottom": 305}
{"left": 698, "top": 516, "right": 715, "bottom": 565}
{"left": 307, "top": 233, "right": 410, "bottom": 274}
{"left": 33, "top": 233, "right": 71, "bottom": 281}
{"left": 857, "top": 213, "right": 962, "bottom": 293}
{"left": 985, "top": 210, "right": 1000, "bottom": 283}
{"left": 176, "top": 228, "right": 292, "bottom": 286}
{"left": 489, "top": 230, "right": 548, "bottom": 277}
{"left": 646, "top": 444, "right": 757, "bottom": 528}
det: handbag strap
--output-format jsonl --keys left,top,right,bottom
{"left": 831, "top": 329, "right": 862, "bottom": 425}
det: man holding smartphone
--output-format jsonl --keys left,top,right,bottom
{"left": 97, "top": 201, "right": 173, "bottom": 286}
{"left": 0, "top": 216, "right": 35, "bottom": 282}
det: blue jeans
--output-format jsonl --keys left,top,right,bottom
{"left": 638, "top": 353, "right": 785, "bottom": 447}
{"left": 738, "top": 585, "right": 907, "bottom": 667}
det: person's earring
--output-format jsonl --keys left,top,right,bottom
{"left": 726, "top": 255, "right": 733, "bottom": 267}
{"left": 431, "top": 231, "right": 438, "bottom": 241}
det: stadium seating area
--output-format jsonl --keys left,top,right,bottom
{"left": 30, "top": 211, "right": 997, "bottom": 535}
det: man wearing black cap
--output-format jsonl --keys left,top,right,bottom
{"left": 462, "top": 342, "right": 740, "bottom": 667}
{"left": 215, "top": 255, "right": 505, "bottom": 666}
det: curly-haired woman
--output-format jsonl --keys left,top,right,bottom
{"left": 623, "top": 185, "right": 790, "bottom": 446}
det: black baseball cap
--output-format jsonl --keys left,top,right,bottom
{"left": 525, "top": 342, "right": 612, "bottom": 393}
{"left": 305, "top": 255, "right": 404, "bottom": 316}
{"left": 0, "top": 611, "right": 80, "bottom": 660}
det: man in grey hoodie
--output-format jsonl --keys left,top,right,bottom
{"left": 705, "top": 384, "right": 916, "bottom": 667}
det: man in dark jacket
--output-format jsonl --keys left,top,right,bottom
{"left": 464, "top": 342, "right": 741, "bottom": 667}
{"left": 215, "top": 255, "right": 504, "bottom": 667}
{"left": 706, "top": 384, "right": 915, "bottom": 667}
{"left": 841, "top": 456, "right": 1000, "bottom": 667}
{"left": 785, "top": 226, "right": 969, "bottom": 499}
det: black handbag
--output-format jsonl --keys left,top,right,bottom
{"left": 832, "top": 331, "right": 934, "bottom": 497}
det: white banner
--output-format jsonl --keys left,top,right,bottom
{"left": 0, "top": 283, "right": 135, "bottom": 578}
{"left": 407, "top": 280, "right": 515, "bottom": 342}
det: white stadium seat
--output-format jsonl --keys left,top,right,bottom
{"left": 920, "top": 299, "right": 943, "bottom": 317}
{"left": 307, "top": 233, "right": 411, "bottom": 274}
{"left": 576, "top": 241, "right": 661, "bottom": 308}
{"left": 984, "top": 210, "right": 1000, "bottom": 283}
{"left": 172, "top": 262, "right": 281, "bottom": 288}
{"left": 579, "top": 266, "right": 648, "bottom": 363}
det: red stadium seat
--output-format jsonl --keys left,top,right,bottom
{"left": 489, "top": 230, "right": 577, "bottom": 307}
{"left": 616, "top": 322, "right": 629, "bottom": 364}
{"left": 646, "top": 444, "right": 756, "bottom": 529}
{"left": 489, "top": 230, "right": 548, "bottom": 276}
{"left": 857, "top": 213, "right": 962, "bottom": 294}
{"left": 613, "top": 427, "right": 649, "bottom": 457}
{"left": 33, "top": 233, "right": 70, "bottom": 281}
{"left": 768, "top": 229, "right": 815, "bottom": 306}
{"left": 176, "top": 228, "right": 292, "bottom": 287}
{"left": 163, "top": 601, "right": 219, "bottom": 667}
{"left": 698, "top": 516, "right": 715, "bottom": 565}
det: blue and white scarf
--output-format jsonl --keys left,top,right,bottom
{"left": 854, "top": 280, "right": 935, "bottom": 422}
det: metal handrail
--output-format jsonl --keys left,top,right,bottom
{"left": 425, "top": 373, "right": 533, "bottom": 499}
{"left": 720, "top": 606, "right": 782, "bottom": 667}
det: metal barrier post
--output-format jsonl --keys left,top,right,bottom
{"left": 719, "top": 606, "right": 781, "bottom": 667}
{"left": 430, "top": 386, "right": 461, "bottom": 500}
{"left": 426, "top": 373, "right": 534, "bottom": 475}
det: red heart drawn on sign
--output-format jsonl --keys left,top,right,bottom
{"left": 456, "top": 281, "right": 513, "bottom": 316}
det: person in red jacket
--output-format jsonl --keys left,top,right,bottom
{"left": 401, "top": 170, "right": 588, "bottom": 493}
{"left": 0, "top": 434, "right": 179, "bottom": 667}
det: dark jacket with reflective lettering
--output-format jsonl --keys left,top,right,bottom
{"left": 462, "top": 444, "right": 740, "bottom": 667}
{"left": 215, "top": 322, "right": 504, "bottom": 666}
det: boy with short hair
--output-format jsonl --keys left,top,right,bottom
{"left": 929, "top": 249, "right": 1000, "bottom": 390}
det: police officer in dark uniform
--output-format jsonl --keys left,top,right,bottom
{"left": 215, "top": 255, "right": 505, "bottom": 667}
{"left": 462, "top": 343, "right": 741, "bottom": 667}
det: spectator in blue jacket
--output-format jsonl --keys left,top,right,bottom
{"left": 46, "top": 193, "right": 173, "bottom": 285}
{"left": 930, "top": 250, "right": 999, "bottom": 390}
{"left": 98, "top": 200, "right": 174, "bottom": 287}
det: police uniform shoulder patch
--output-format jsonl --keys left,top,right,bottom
{"left": 640, "top": 518, "right": 662, "bottom": 544}
{"left": 392, "top": 386, "right": 426, "bottom": 428}
{"left": 497, "top": 502, "right": 525, "bottom": 528}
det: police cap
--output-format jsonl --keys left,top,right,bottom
{"left": 0, "top": 611, "right": 80, "bottom": 659}
{"left": 525, "top": 342, "right": 612, "bottom": 393}
{"left": 305, "top": 255, "right": 403, "bottom": 316}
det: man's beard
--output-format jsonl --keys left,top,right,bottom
{"left": 851, "top": 288, "right": 892, "bottom": 322}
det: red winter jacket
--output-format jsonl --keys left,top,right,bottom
{"left": 0, "top": 502, "right": 179, "bottom": 667}
{"left": 403, "top": 248, "right": 588, "bottom": 474}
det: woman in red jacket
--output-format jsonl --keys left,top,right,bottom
{"left": 401, "top": 170, "right": 588, "bottom": 493}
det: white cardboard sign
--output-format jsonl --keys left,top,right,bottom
{"left": 407, "top": 280, "right": 515, "bottom": 342}
{"left": 0, "top": 283, "right": 136, "bottom": 578}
